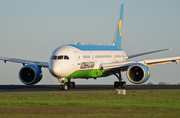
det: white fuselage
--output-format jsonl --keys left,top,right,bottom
{"left": 49, "top": 45, "right": 127, "bottom": 79}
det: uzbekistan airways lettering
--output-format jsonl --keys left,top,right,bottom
{"left": 0, "top": 4, "right": 180, "bottom": 90}
{"left": 80, "top": 62, "right": 95, "bottom": 69}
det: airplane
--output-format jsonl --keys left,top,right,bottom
{"left": 0, "top": 4, "right": 180, "bottom": 90}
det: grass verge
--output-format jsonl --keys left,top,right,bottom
{"left": 0, "top": 91, "right": 179, "bottom": 118}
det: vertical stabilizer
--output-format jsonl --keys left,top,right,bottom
{"left": 112, "top": 4, "right": 124, "bottom": 48}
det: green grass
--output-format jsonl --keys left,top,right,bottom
{"left": 0, "top": 91, "right": 180, "bottom": 118}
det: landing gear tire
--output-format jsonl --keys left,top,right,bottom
{"left": 121, "top": 81, "right": 126, "bottom": 88}
{"left": 59, "top": 85, "right": 63, "bottom": 90}
{"left": 59, "top": 84, "right": 68, "bottom": 90}
{"left": 69, "top": 82, "right": 75, "bottom": 88}
{"left": 114, "top": 81, "right": 119, "bottom": 88}
{"left": 65, "top": 82, "right": 75, "bottom": 89}
{"left": 114, "top": 81, "right": 126, "bottom": 89}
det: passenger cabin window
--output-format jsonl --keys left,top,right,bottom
{"left": 83, "top": 55, "right": 90, "bottom": 59}
{"left": 114, "top": 55, "right": 121, "bottom": 58}
{"left": 58, "top": 55, "right": 63, "bottom": 59}
{"left": 64, "top": 55, "right": 69, "bottom": 60}
{"left": 95, "top": 55, "right": 112, "bottom": 58}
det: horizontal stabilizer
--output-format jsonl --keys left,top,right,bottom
{"left": 126, "top": 48, "right": 171, "bottom": 59}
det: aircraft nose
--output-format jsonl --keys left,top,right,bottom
{"left": 49, "top": 61, "right": 63, "bottom": 77}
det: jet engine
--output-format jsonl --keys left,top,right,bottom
{"left": 126, "top": 63, "right": 150, "bottom": 84}
{"left": 19, "top": 64, "right": 43, "bottom": 85}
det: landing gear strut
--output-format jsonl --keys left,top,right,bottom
{"left": 112, "top": 69, "right": 126, "bottom": 88}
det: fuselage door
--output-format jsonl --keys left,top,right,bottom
{"left": 74, "top": 51, "right": 81, "bottom": 66}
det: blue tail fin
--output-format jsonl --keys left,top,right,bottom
{"left": 112, "top": 4, "right": 124, "bottom": 48}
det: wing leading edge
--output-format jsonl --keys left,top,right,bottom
{"left": 100, "top": 56, "right": 180, "bottom": 71}
{"left": 0, "top": 56, "right": 49, "bottom": 68}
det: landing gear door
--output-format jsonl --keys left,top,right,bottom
{"left": 74, "top": 51, "right": 81, "bottom": 67}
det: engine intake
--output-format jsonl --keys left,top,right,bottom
{"left": 127, "top": 63, "right": 150, "bottom": 84}
{"left": 19, "top": 64, "right": 43, "bottom": 85}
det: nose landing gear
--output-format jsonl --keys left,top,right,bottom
{"left": 58, "top": 78, "right": 75, "bottom": 90}
{"left": 59, "top": 83, "right": 68, "bottom": 90}
{"left": 68, "top": 81, "right": 75, "bottom": 88}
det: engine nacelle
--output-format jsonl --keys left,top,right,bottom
{"left": 126, "top": 63, "right": 150, "bottom": 84}
{"left": 19, "top": 64, "right": 43, "bottom": 85}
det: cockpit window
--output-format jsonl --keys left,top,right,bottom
{"left": 58, "top": 55, "right": 63, "bottom": 59}
{"left": 51, "top": 55, "right": 57, "bottom": 60}
{"left": 52, "top": 55, "right": 69, "bottom": 60}
{"left": 64, "top": 55, "right": 69, "bottom": 60}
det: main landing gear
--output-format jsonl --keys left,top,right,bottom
{"left": 112, "top": 69, "right": 126, "bottom": 89}
{"left": 114, "top": 81, "right": 126, "bottom": 88}
{"left": 58, "top": 78, "right": 75, "bottom": 90}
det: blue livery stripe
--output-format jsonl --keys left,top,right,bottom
{"left": 68, "top": 44, "right": 122, "bottom": 51}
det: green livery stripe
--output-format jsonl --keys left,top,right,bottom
{"left": 67, "top": 69, "right": 104, "bottom": 78}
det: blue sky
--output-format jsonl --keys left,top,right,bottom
{"left": 0, "top": 0, "right": 180, "bottom": 85}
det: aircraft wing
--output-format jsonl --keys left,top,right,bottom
{"left": 0, "top": 56, "right": 49, "bottom": 68}
{"left": 126, "top": 48, "right": 170, "bottom": 59}
{"left": 100, "top": 56, "right": 180, "bottom": 71}
{"left": 139, "top": 56, "right": 180, "bottom": 66}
